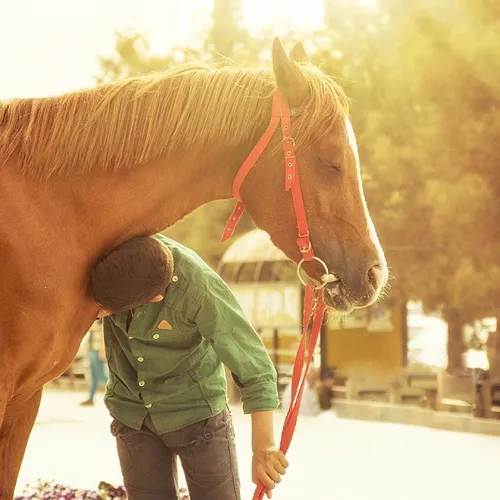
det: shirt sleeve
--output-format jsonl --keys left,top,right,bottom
{"left": 193, "top": 278, "right": 279, "bottom": 414}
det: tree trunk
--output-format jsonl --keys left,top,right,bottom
{"left": 444, "top": 308, "right": 465, "bottom": 373}
{"left": 208, "top": 0, "right": 242, "bottom": 58}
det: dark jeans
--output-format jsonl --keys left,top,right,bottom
{"left": 110, "top": 407, "right": 241, "bottom": 500}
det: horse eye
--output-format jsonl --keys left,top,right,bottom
{"left": 317, "top": 156, "right": 341, "bottom": 172}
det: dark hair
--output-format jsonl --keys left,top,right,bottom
{"left": 92, "top": 237, "right": 173, "bottom": 312}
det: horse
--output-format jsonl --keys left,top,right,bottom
{"left": 0, "top": 38, "right": 387, "bottom": 498}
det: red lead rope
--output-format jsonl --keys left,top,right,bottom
{"left": 221, "top": 90, "right": 324, "bottom": 499}
{"left": 253, "top": 286, "right": 326, "bottom": 500}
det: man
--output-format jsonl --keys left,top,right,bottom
{"left": 92, "top": 235, "right": 288, "bottom": 500}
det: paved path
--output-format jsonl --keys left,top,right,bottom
{"left": 16, "top": 388, "right": 500, "bottom": 499}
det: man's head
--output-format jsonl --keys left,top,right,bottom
{"left": 92, "top": 236, "right": 173, "bottom": 316}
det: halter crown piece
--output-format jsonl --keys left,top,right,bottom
{"left": 221, "top": 91, "right": 330, "bottom": 500}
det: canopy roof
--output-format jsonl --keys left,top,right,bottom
{"left": 220, "top": 229, "right": 288, "bottom": 264}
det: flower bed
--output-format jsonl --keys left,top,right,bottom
{"left": 15, "top": 480, "right": 190, "bottom": 499}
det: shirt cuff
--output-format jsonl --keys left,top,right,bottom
{"left": 241, "top": 381, "right": 280, "bottom": 414}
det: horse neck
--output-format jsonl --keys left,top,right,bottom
{"left": 1, "top": 129, "right": 257, "bottom": 283}
{"left": 64, "top": 147, "right": 245, "bottom": 253}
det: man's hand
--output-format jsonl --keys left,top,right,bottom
{"left": 252, "top": 446, "right": 289, "bottom": 498}
{"left": 250, "top": 410, "right": 288, "bottom": 497}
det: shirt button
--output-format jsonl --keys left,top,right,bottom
{"left": 145, "top": 403, "right": 152, "bottom": 409}
{"left": 138, "top": 381, "right": 145, "bottom": 387}
{"left": 137, "top": 357, "right": 144, "bottom": 363}
{"left": 153, "top": 334, "right": 160, "bottom": 340}
{"left": 172, "top": 275, "right": 179, "bottom": 282}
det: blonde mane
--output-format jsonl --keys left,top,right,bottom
{"left": 0, "top": 62, "right": 348, "bottom": 180}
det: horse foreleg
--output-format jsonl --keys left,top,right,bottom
{"left": 0, "top": 389, "right": 42, "bottom": 500}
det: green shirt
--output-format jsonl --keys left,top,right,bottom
{"left": 103, "top": 235, "right": 279, "bottom": 434}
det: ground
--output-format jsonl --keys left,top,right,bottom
{"left": 16, "top": 388, "right": 500, "bottom": 500}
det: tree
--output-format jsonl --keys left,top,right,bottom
{"left": 377, "top": 0, "right": 500, "bottom": 370}
{"left": 206, "top": 0, "right": 246, "bottom": 59}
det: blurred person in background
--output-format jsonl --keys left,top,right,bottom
{"left": 80, "top": 318, "right": 108, "bottom": 406}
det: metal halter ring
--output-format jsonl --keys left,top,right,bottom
{"left": 296, "top": 256, "right": 339, "bottom": 290}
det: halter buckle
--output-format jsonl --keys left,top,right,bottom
{"left": 299, "top": 242, "right": 312, "bottom": 254}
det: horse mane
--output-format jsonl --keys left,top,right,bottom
{"left": 0, "top": 62, "right": 348, "bottom": 180}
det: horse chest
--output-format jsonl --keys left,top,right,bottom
{"left": 0, "top": 299, "right": 94, "bottom": 394}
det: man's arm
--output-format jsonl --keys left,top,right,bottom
{"left": 194, "top": 279, "right": 279, "bottom": 414}
{"left": 251, "top": 410, "right": 289, "bottom": 497}
{"left": 194, "top": 278, "right": 288, "bottom": 497}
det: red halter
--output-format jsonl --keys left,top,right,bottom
{"left": 221, "top": 91, "right": 329, "bottom": 500}
{"left": 221, "top": 91, "right": 314, "bottom": 259}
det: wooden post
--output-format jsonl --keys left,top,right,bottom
{"left": 482, "top": 377, "right": 493, "bottom": 419}
{"left": 472, "top": 369, "right": 484, "bottom": 418}
{"left": 320, "top": 320, "right": 327, "bottom": 378}
{"left": 273, "top": 328, "right": 279, "bottom": 368}
{"left": 472, "top": 369, "right": 494, "bottom": 419}
{"left": 401, "top": 302, "right": 408, "bottom": 367}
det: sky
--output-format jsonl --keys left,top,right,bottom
{"left": 0, "top": 0, "right": 327, "bottom": 99}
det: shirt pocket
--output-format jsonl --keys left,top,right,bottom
{"left": 152, "top": 312, "right": 200, "bottom": 349}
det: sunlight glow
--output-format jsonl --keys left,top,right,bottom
{"left": 357, "top": 0, "right": 378, "bottom": 10}
{"left": 241, "top": 0, "right": 324, "bottom": 34}
{"left": 0, "top": 0, "right": 376, "bottom": 99}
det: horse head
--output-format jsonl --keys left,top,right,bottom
{"left": 239, "top": 39, "right": 388, "bottom": 312}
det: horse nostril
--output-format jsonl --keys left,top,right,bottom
{"left": 367, "top": 264, "right": 381, "bottom": 290}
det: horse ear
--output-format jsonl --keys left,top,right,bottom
{"left": 290, "top": 42, "right": 309, "bottom": 63}
{"left": 272, "top": 37, "right": 309, "bottom": 107}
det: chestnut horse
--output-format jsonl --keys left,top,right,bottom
{"left": 0, "top": 39, "right": 387, "bottom": 498}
